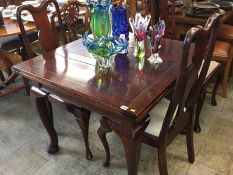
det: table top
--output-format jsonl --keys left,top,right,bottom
{"left": 0, "top": 18, "right": 36, "bottom": 37}
{"left": 13, "top": 38, "right": 192, "bottom": 122}
{"left": 175, "top": 7, "right": 233, "bottom": 25}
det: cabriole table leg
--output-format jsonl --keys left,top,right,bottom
{"left": 30, "top": 86, "right": 59, "bottom": 154}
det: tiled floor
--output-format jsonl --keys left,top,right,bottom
{"left": 0, "top": 78, "right": 233, "bottom": 175}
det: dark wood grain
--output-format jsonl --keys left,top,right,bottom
{"left": 13, "top": 36, "right": 188, "bottom": 122}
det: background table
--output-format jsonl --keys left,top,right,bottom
{"left": 174, "top": 7, "right": 233, "bottom": 39}
{"left": 0, "top": 18, "right": 36, "bottom": 37}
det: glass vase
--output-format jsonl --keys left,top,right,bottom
{"left": 88, "top": 0, "right": 112, "bottom": 39}
{"left": 111, "top": 5, "right": 129, "bottom": 40}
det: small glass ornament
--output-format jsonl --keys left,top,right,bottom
{"left": 129, "top": 13, "right": 151, "bottom": 61}
{"left": 147, "top": 19, "right": 165, "bottom": 64}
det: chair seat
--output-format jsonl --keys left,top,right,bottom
{"left": 206, "top": 61, "right": 220, "bottom": 77}
{"left": 213, "top": 40, "right": 231, "bottom": 61}
{"left": 146, "top": 98, "right": 183, "bottom": 136}
{"left": 199, "top": 60, "right": 220, "bottom": 77}
{"left": 146, "top": 99, "right": 170, "bottom": 137}
{"left": 218, "top": 24, "right": 233, "bottom": 43}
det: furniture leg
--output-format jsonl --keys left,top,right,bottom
{"left": 22, "top": 76, "right": 30, "bottom": 96}
{"left": 30, "top": 86, "right": 58, "bottom": 154}
{"left": 158, "top": 142, "right": 168, "bottom": 175}
{"left": 194, "top": 89, "right": 206, "bottom": 133}
{"left": 230, "top": 60, "right": 233, "bottom": 77}
{"left": 211, "top": 71, "right": 223, "bottom": 106}
{"left": 0, "top": 71, "right": 5, "bottom": 81}
{"left": 186, "top": 112, "right": 195, "bottom": 163}
{"left": 222, "top": 57, "right": 232, "bottom": 98}
{"left": 97, "top": 117, "right": 112, "bottom": 167}
{"left": 75, "top": 108, "right": 93, "bottom": 160}
{"left": 112, "top": 118, "right": 149, "bottom": 175}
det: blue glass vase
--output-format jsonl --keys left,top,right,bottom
{"left": 111, "top": 6, "right": 129, "bottom": 40}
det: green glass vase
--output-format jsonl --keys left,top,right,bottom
{"left": 88, "top": 0, "right": 111, "bottom": 38}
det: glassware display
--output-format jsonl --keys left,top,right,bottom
{"left": 83, "top": 33, "right": 128, "bottom": 68}
{"left": 111, "top": 4, "right": 129, "bottom": 40}
{"left": 147, "top": 19, "right": 165, "bottom": 64}
{"left": 83, "top": 0, "right": 128, "bottom": 68}
{"left": 129, "top": 13, "right": 151, "bottom": 61}
{"left": 88, "top": 0, "right": 112, "bottom": 38}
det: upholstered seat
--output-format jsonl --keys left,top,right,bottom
{"left": 146, "top": 99, "right": 170, "bottom": 137}
{"left": 198, "top": 60, "right": 220, "bottom": 77}
{"left": 206, "top": 61, "right": 220, "bottom": 77}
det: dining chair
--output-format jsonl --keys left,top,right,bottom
{"left": 50, "top": 0, "right": 88, "bottom": 44}
{"left": 155, "top": 0, "right": 227, "bottom": 132}
{"left": 191, "top": 22, "right": 232, "bottom": 132}
{"left": 97, "top": 13, "right": 222, "bottom": 175}
{"left": 16, "top": 0, "right": 93, "bottom": 160}
{"left": 142, "top": 14, "right": 222, "bottom": 175}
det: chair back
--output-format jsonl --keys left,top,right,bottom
{"left": 159, "top": 13, "right": 221, "bottom": 142}
{"left": 51, "top": 0, "right": 88, "bottom": 43}
{"left": 16, "top": 0, "right": 67, "bottom": 59}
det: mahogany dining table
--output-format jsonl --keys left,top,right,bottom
{"left": 12, "top": 37, "right": 193, "bottom": 175}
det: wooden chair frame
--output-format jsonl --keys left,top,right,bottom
{"left": 51, "top": 0, "right": 88, "bottom": 43}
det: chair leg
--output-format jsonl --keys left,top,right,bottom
{"left": 229, "top": 60, "right": 233, "bottom": 77}
{"left": 97, "top": 117, "right": 112, "bottom": 167}
{"left": 0, "top": 71, "right": 5, "bottom": 81}
{"left": 158, "top": 143, "right": 168, "bottom": 175}
{"left": 221, "top": 56, "right": 232, "bottom": 98}
{"left": 211, "top": 71, "right": 223, "bottom": 106}
{"left": 75, "top": 109, "right": 93, "bottom": 160}
{"left": 194, "top": 90, "right": 206, "bottom": 133}
{"left": 186, "top": 118, "right": 195, "bottom": 163}
{"left": 22, "top": 76, "right": 30, "bottom": 96}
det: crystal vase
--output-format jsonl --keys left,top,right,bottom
{"left": 88, "top": 0, "right": 112, "bottom": 38}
